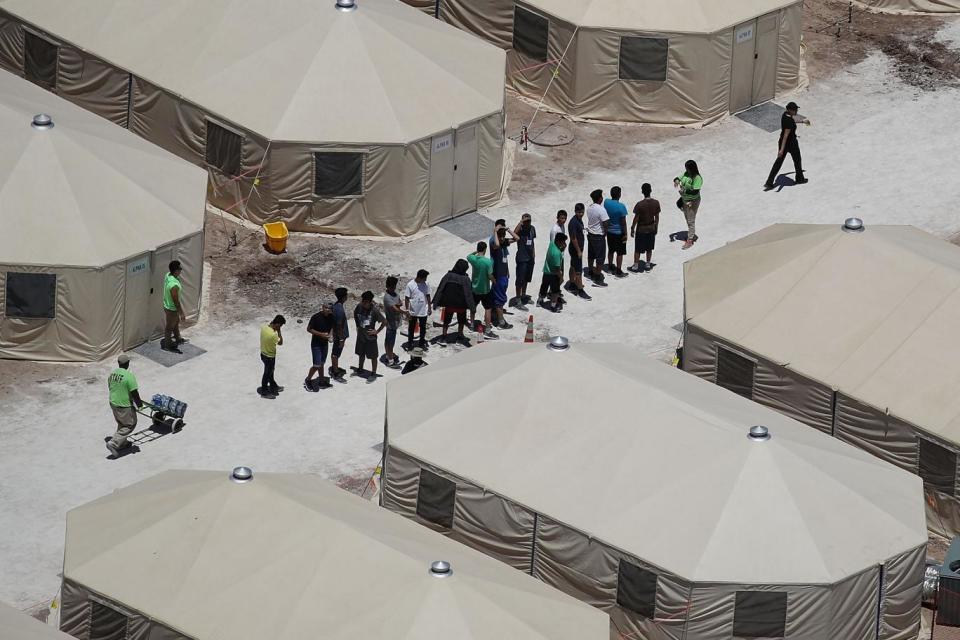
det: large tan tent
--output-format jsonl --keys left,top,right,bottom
{"left": 382, "top": 341, "right": 927, "bottom": 640}
{"left": 60, "top": 468, "right": 608, "bottom": 640}
{"left": 0, "top": 601, "right": 73, "bottom": 640}
{"left": 683, "top": 221, "right": 960, "bottom": 537}
{"left": 0, "top": 72, "right": 205, "bottom": 362}
{"left": 855, "top": 0, "right": 960, "bottom": 12}
{"left": 403, "top": 0, "right": 803, "bottom": 124}
{"left": 0, "top": 0, "right": 507, "bottom": 236}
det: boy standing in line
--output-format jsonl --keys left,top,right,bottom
{"left": 538, "top": 233, "right": 567, "bottom": 312}
{"left": 353, "top": 291, "right": 386, "bottom": 381}
{"left": 404, "top": 270, "right": 432, "bottom": 350}
{"left": 603, "top": 186, "right": 629, "bottom": 277}
{"left": 330, "top": 288, "right": 349, "bottom": 380}
{"left": 565, "top": 203, "right": 590, "bottom": 300}
{"left": 467, "top": 241, "right": 497, "bottom": 339}
{"left": 511, "top": 213, "right": 536, "bottom": 311}
{"left": 304, "top": 304, "right": 333, "bottom": 391}
{"left": 380, "top": 276, "right": 404, "bottom": 369}
{"left": 630, "top": 183, "right": 661, "bottom": 273}
{"left": 550, "top": 210, "right": 567, "bottom": 243}
{"left": 585, "top": 190, "right": 609, "bottom": 286}
{"left": 489, "top": 219, "right": 516, "bottom": 330}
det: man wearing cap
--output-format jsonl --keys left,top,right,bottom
{"left": 764, "top": 102, "right": 810, "bottom": 191}
{"left": 161, "top": 260, "right": 186, "bottom": 354}
{"left": 106, "top": 354, "right": 143, "bottom": 458}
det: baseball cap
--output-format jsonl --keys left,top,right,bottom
{"left": 118, "top": 354, "right": 131, "bottom": 365}
{"left": 786, "top": 101, "right": 799, "bottom": 111}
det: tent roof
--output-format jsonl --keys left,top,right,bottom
{"left": 63, "top": 470, "right": 607, "bottom": 640}
{"left": 521, "top": 0, "right": 801, "bottom": 33}
{"left": 684, "top": 223, "right": 960, "bottom": 444}
{"left": 0, "top": 73, "right": 205, "bottom": 268}
{"left": 0, "top": 602, "right": 73, "bottom": 639}
{"left": 0, "top": 0, "right": 505, "bottom": 145}
{"left": 386, "top": 342, "right": 926, "bottom": 584}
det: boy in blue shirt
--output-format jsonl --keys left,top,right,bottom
{"left": 603, "top": 186, "right": 629, "bottom": 278}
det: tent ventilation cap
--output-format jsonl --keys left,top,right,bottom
{"left": 31, "top": 114, "right": 54, "bottom": 130}
{"left": 842, "top": 217, "right": 864, "bottom": 233}
{"left": 547, "top": 336, "right": 570, "bottom": 351}
{"left": 748, "top": 426, "right": 770, "bottom": 441}
{"left": 335, "top": 0, "right": 357, "bottom": 10}
{"left": 230, "top": 466, "right": 254, "bottom": 483}
{"left": 429, "top": 561, "right": 453, "bottom": 578}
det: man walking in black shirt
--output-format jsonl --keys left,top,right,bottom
{"left": 764, "top": 102, "right": 810, "bottom": 191}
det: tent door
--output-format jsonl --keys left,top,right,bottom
{"left": 150, "top": 247, "right": 175, "bottom": 339}
{"left": 729, "top": 19, "right": 758, "bottom": 113}
{"left": 453, "top": 123, "right": 479, "bottom": 216}
{"left": 428, "top": 130, "right": 456, "bottom": 225}
{"left": 122, "top": 253, "right": 152, "bottom": 349}
{"left": 751, "top": 12, "right": 780, "bottom": 105}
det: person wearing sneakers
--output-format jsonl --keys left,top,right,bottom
{"left": 489, "top": 220, "right": 516, "bottom": 330}
{"left": 603, "top": 187, "right": 629, "bottom": 277}
{"left": 353, "top": 291, "right": 386, "bottom": 381}
{"left": 585, "top": 189, "right": 609, "bottom": 286}
{"left": 161, "top": 260, "right": 186, "bottom": 353}
{"left": 512, "top": 214, "right": 536, "bottom": 311}
{"left": 538, "top": 233, "right": 567, "bottom": 312}
{"left": 259, "top": 315, "right": 285, "bottom": 398}
{"left": 434, "top": 259, "right": 474, "bottom": 345}
{"left": 674, "top": 160, "right": 703, "bottom": 250}
{"left": 467, "top": 241, "right": 496, "bottom": 339}
{"left": 404, "top": 269, "right": 432, "bottom": 350}
{"left": 380, "top": 277, "right": 404, "bottom": 370}
{"left": 565, "top": 203, "right": 591, "bottom": 300}
{"left": 330, "top": 288, "right": 349, "bottom": 380}
{"left": 106, "top": 354, "right": 143, "bottom": 458}
{"left": 305, "top": 304, "right": 334, "bottom": 391}
{"left": 630, "top": 183, "right": 660, "bottom": 273}
{"left": 764, "top": 101, "right": 809, "bottom": 191}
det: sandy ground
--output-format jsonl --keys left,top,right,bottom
{"left": 2, "top": 5, "right": 960, "bottom": 627}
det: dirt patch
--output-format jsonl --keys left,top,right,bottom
{"left": 804, "top": 0, "right": 958, "bottom": 88}
{"left": 929, "top": 533, "right": 951, "bottom": 564}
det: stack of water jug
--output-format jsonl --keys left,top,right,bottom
{"left": 151, "top": 394, "right": 188, "bottom": 418}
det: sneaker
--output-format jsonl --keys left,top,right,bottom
{"left": 161, "top": 343, "right": 184, "bottom": 354}
{"left": 499, "top": 321, "right": 513, "bottom": 330}
{"left": 796, "top": 177, "right": 809, "bottom": 184}
{"left": 272, "top": 386, "right": 285, "bottom": 393}
{"left": 577, "top": 289, "right": 592, "bottom": 300}
{"left": 614, "top": 270, "right": 628, "bottom": 279}
{"left": 627, "top": 265, "right": 642, "bottom": 273}
{"left": 258, "top": 388, "right": 277, "bottom": 399}
{"left": 106, "top": 441, "right": 119, "bottom": 458}
{"left": 508, "top": 297, "right": 521, "bottom": 308}
{"left": 391, "top": 355, "right": 401, "bottom": 366}
{"left": 592, "top": 279, "right": 608, "bottom": 287}
{"left": 379, "top": 354, "right": 390, "bottom": 365}
{"left": 564, "top": 281, "right": 577, "bottom": 293}
{"left": 646, "top": 262, "right": 655, "bottom": 271}
{"left": 763, "top": 183, "right": 775, "bottom": 191}
{"left": 484, "top": 329, "right": 500, "bottom": 340}
{"left": 521, "top": 295, "right": 533, "bottom": 305}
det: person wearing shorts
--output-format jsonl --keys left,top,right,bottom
{"left": 512, "top": 214, "right": 536, "bottom": 310}
{"left": 565, "top": 203, "right": 590, "bottom": 299}
{"left": 434, "top": 259, "right": 474, "bottom": 342}
{"left": 330, "top": 287, "right": 349, "bottom": 378}
{"left": 381, "top": 277, "right": 403, "bottom": 368}
{"left": 354, "top": 291, "right": 386, "bottom": 380}
{"left": 489, "top": 219, "right": 516, "bottom": 330}
{"left": 603, "top": 186, "right": 629, "bottom": 277}
{"left": 305, "top": 304, "right": 334, "bottom": 390}
{"left": 467, "top": 241, "right": 495, "bottom": 336}
{"left": 630, "top": 183, "right": 661, "bottom": 273}
{"left": 538, "top": 233, "right": 567, "bottom": 312}
{"left": 585, "top": 189, "right": 609, "bottom": 286}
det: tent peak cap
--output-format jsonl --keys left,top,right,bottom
{"left": 31, "top": 113, "right": 54, "bottom": 130}
{"left": 335, "top": 0, "right": 357, "bottom": 11}
{"left": 429, "top": 560, "right": 453, "bottom": 578}
{"left": 748, "top": 425, "right": 771, "bottom": 441}
{"left": 230, "top": 466, "right": 254, "bottom": 483}
{"left": 842, "top": 217, "right": 865, "bottom": 233}
{"left": 547, "top": 336, "right": 571, "bottom": 351}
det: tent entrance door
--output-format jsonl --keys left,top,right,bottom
{"left": 453, "top": 123, "right": 479, "bottom": 216}
{"left": 122, "top": 253, "right": 152, "bottom": 349}
{"left": 730, "top": 12, "right": 780, "bottom": 114}
{"left": 428, "top": 130, "right": 455, "bottom": 225}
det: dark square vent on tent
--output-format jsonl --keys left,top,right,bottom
{"left": 513, "top": 6, "right": 549, "bottom": 63}
{"left": 89, "top": 600, "right": 129, "bottom": 640}
{"left": 716, "top": 345, "right": 756, "bottom": 400}
{"left": 314, "top": 152, "right": 363, "bottom": 197}
{"left": 416, "top": 468, "right": 456, "bottom": 529}
{"left": 619, "top": 37, "right": 668, "bottom": 82}
{"left": 733, "top": 591, "right": 787, "bottom": 638}
{"left": 5, "top": 273, "right": 56, "bottom": 319}
{"left": 24, "top": 31, "right": 58, "bottom": 88}
{"left": 615, "top": 559, "right": 657, "bottom": 619}
{"left": 919, "top": 438, "right": 957, "bottom": 496}
{"left": 205, "top": 120, "right": 243, "bottom": 177}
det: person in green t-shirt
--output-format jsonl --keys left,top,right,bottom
{"left": 537, "top": 233, "right": 567, "bottom": 312}
{"left": 467, "top": 241, "right": 495, "bottom": 336}
{"left": 106, "top": 354, "right": 143, "bottom": 458}
{"left": 673, "top": 160, "right": 703, "bottom": 250}
{"left": 259, "top": 315, "right": 285, "bottom": 398}
{"left": 162, "top": 260, "right": 186, "bottom": 354}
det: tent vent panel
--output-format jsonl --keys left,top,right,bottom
{"left": 618, "top": 37, "right": 669, "bottom": 82}
{"left": 919, "top": 438, "right": 957, "bottom": 496}
{"left": 23, "top": 31, "right": 58, "bottom": 89}
{"left": 205, "top": 120, "right": 243, "bottom": 177}
{"left": 314, "top": 152, "right": 364, "bottom": 197}
{"left": 512, "top": 6, "right": 549, "bottom": 63}
{"left": 733, "top": 591, "right": 787, "bottom": 638}
{"left": 5, "top": 272, "right": 56, "bottom": 319}
{"left": 89, "top": 600, "right": 129, "bottom": 640}
{"left": 715, "top": 345, "right": 756, "bottom": 399}
{"left": 615, "top": 559, "right": 657, "bottom": 619}
{"left": 416, "top": 468, "right": 456, "bottom": 529}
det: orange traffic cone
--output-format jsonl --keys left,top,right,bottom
{"left": 524, "top": 315, "right": 535, "bottom": 343}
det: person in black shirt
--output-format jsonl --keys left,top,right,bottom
{"left": 564, "top": 203, "right": 591, "bottom": 300}
{"left": 489, "top": 219, "right": 517, "bottom": 330}
{"left": 764, "top": 102, "right": 810, "bottom": 191}
{"left": 305, "top": 304, "right": 334, "bottom": 390}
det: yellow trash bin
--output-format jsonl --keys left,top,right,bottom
{"left": 263, "top": 221, "right": 288, "bottom": 254}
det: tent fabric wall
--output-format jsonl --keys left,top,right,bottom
{"left": 439, "top": 0, "right": 514, "bottom": 49}
{"left": 880, "top": 546, "right": 925, "bottom": 640}
{"left": 683, "top": 325, "right": 835, "bottom": 434}
{"left": 60, "top": 579, "right": 191, "bottom": 640}
{"left": 506, "top": 8, "right": 579, "bottom": 116}
{"left": 57, "top": 47, "right": 130, "bottom": 127}
{"left": 776, "top": 2, "right": 803, "bottom": 95}
{"left": 856, "top": 0, "right": 960, "bottom": 11}
{"left": 835, "top": 394, "right": 919, "bottom": 473}
{"left": 383, "top": 447, "right": 536, "bottom": 571}
{"left": 0, "top": 11, "right": 23, "bottom": 73}
{"left": 477, "top": 111, "right": 506, "bottom": 208}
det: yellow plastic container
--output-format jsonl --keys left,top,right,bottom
{"left": 263, "top": 221, "right": 288, "bottom": 254}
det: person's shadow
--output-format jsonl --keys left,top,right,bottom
{"left": 772, "top": 173, "right": 798, "bottom": 192}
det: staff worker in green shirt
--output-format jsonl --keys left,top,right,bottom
{"left": 259, "top": 315, "right": 285, "bottom": 398}
{"left": 162, "top": 260, "right": 186, "bottom": 354}
{"left": 674, "top": 160, "right": 703, "bottom": 251}
{"left": 106, "top": 354, "right": 143, "bottom": 458}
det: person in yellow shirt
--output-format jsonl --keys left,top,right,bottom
{"left": 259, "top": 315, "right": 285, "bottom": 398}
{"left": 106, "top": 354, "right": 143, "bottom": 458}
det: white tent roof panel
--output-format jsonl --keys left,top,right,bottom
{"left": 386, "top": 343, "right": 926, "bottom": 584}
